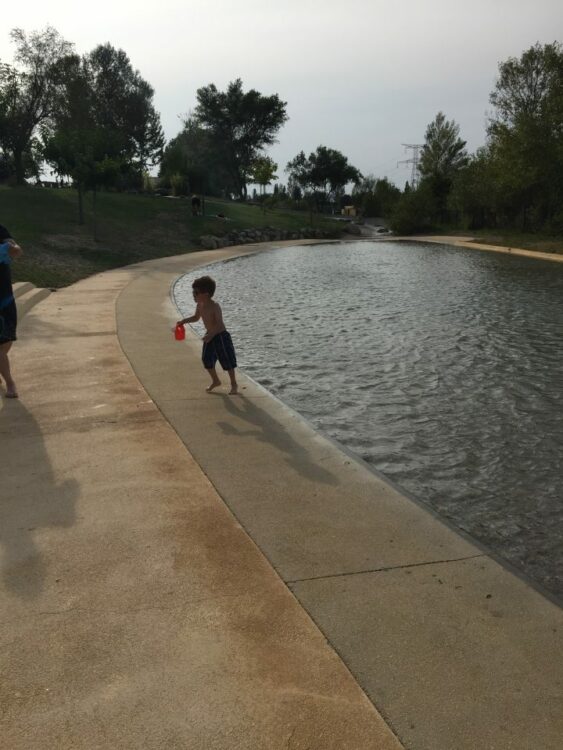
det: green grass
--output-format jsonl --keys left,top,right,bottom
{"left": 428, "top": 226, "right": 563, "bottom": 255}
{"left": 0, "top": 186, "right": 341, "bottom": 288}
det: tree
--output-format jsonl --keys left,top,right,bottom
{"left": 487, "top": 42, "right": 563, "bottom": 230}
{"left": 418, "top": 112, "right": 468, "bottom": 222}
{"left": 0, "top": 26, "right": 73, "bottom": 183}
{"left": 127, "top": 79, "right": 166, "bottom": 174}
{"left": 250, "top": 156, "right": 278, "bottom": 196}
{"left": 43, "top": 54, "right": 120, "bottom": 226}
{"left": 419, "top": 112, "right": 468, "bottom": 179}
{"left": 448, "top": 146, "right": 500, "bottom": 229}
{"left": 193, "top": 79, "right": 288, "bottom": 200}
{"left": 390, "top": 180, "right": 436, "bottom": 235}
{"left": 352, "top": 175, "right": 401, "bottom": 217}
{"left": 85, "top": 43, "right": 165, "bottom": 177}
{"left": 286, "top": 146, "right": 362, "bottom": 212}
{"left": 489, "top": 42, "right": 563, "bottom": 127}
{"left": 160, "top": 116, "right": 236, "bottom": 197}
{"left": 44, "top": 44, "right": 164, "bottom": 227}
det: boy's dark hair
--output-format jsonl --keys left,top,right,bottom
{"left": 192, "top": 275, "right": 216, "bottom": 297}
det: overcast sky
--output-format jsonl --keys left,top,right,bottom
{"left": 2, "top": 0, "right": 562, "bottom": 186}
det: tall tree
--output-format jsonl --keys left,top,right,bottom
{"left": 487, "top": 42, "right": 563, "bottom": 229}
{"left": 418, "top": 112, "right": 468, "bottom": 221}
{"left": 0, "top": 26, "right": 73, "bottom": 183}
{"left": 193, "top": 79, "right": 288, "bottom": 200}
{"left": 419, "top": 112, "right": 468, "bottom": 179}
{"left": 44, "top": 54, "right": 120, "bottom": 226}
{"left": 85, "top": 43, "right": 165, "bottom": 176}
{"left": 44, "top": 44, "right": 164, "bottom": 226}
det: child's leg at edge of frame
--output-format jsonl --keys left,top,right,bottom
{"left": 227, "top": 368, "right": 238, "bottom": 394}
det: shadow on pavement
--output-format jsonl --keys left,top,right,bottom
{"left": 0, "top": 397, "right": 79, "bottom": 600}
{"left": 216, "top": 393, "right": 339, "bottom": 486}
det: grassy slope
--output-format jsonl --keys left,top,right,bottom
{"left": 0, "top": 186, "right": 340, "bottom": 288}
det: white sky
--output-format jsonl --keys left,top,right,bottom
{"left": 2, "top": 0, "right": 562, "bottom": 186}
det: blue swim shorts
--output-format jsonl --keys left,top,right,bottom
{"left": 202, "top": 330, "right": 237, "bottom": 371}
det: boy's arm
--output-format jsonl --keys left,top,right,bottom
{"left": 177, "top": 306, "right": 200, "bottom": 325}
{"left": 0, "top": 241, "right": 22, "bottom": 263}
{"left": 8, "top": 241, "right": 23, "bottom": 259}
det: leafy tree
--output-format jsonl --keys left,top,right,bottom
{"left": 250, "top": 156, "right": 278, "bottom": 196}
{"left": 43, "top": 54, "right": 118, "bottom": 226}
{"left": 489, "top": 42, "right": 563, "bottom": 127}
{"left": 448, "top": 146, "right": 500, "bottom": 229}
{"left": 0, "top": 150, "right": 12, "bottom": 182}
{"left": 160, "top": 116, "right": 236, "bottom": 196}
{"left": 419, "top": 111, "right": 468, "bottom": 179}
{"left": 85, "top": 43, "right": 165, "bottom": 175}
{"left": 487, "top": 42, "right": 563, "bottom": 230}
{"left": 286, "top": 146, "right": 362, "bottom": 211}
{"left": 352, "top": 175, "right": 401, "bottom": 217}
{"left": 418, "top": 112, "right": 468, "bottom": 222}
{"left": 0, "top": 26, "right": 73, "bottom": 183}
{"left": 44, "top": 44, "right": 163, "bottom": 227}
{"left": 290, "top": 182, "right": 302, "bottom": 202}
{"left": 390, "top": 180, "right": 436, "bottom": 235}
{"left": 169, "top": 172, "right": 190, "bottom": 197}
{"left": 193, "top": 79, "right": 288, "bottom": 200}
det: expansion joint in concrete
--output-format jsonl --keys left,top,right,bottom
{"left": 285, "top": 553, "right": 485, "bottom": 585}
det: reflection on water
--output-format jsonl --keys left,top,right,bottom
{"left": 175, "top": 241, "right": 563, "bottom": 600}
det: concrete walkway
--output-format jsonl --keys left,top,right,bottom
{"left": 2, "top": 240, "right": 563, "bottom": 749}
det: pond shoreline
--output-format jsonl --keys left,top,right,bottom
{"left": 175, "top": 239, "right": 563, "bottom": 601}
{"left": 392, "top": 233, "right": 563, "bottom": 263}
{"left": 120, "top": 240, "right": 563, "bottom": 748}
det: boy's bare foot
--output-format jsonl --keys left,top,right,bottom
{"left": 229, "top": 384, "right": 239, "bottom": 395}
{"left": 5, "top": 388, "right": 18, "bottom": 399}
{"left": 206, "top": 380, "right": 221, "bottom": 392}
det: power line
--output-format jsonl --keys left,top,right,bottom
{"left": 397, "top": 143, "right": 423, "bottom": 188}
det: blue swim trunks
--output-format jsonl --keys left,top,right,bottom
{"left": 202, "top": 330, "right": 237, "bottom": 371}
{"left": 0, "top": 301, "right": 17, "bottom": 344}
{"left": 0, "top": 241, "right": 16, "bottom": 344}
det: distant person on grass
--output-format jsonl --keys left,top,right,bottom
{"left": 191, "top": 194, "right": 201, "bottom": 216}
{"left": 177, "top": 275, "right": 239, "bottom": 394}
{"left": 0, "top": 224, "right": 23, "bottom": 399}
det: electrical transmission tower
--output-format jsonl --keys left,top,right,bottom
{"left": 398, "top": 143, "right": 423, "bottom": 188}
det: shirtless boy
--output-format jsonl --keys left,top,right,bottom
{"left": 177, "top": 275, "right": 238, "bottom": 394}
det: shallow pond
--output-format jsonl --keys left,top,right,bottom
{"left": 175, "top": 241, "right": 563, "bottom": 601}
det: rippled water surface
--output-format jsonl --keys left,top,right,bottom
{"left": 175, "top": 241, "right": 563, "bottom": 600}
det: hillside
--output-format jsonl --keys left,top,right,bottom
{"left": 0, "top": 186, "right": 341, "bottom": 288}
